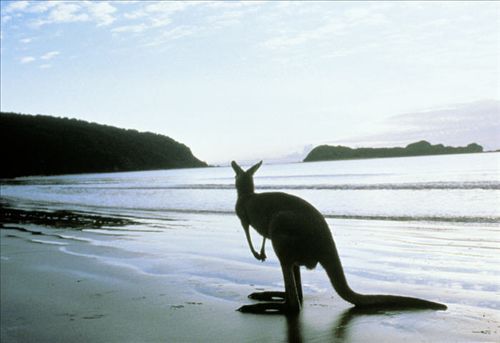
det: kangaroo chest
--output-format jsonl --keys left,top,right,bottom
{"left": 235, "top": 196, "right": 271, "bottom": 238}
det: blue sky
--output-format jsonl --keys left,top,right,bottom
{"left": 1, "top": 1, "right": 499, "bottom": 163}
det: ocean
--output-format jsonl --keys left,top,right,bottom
{"left": 2, "top": 152, "right": 499, "bottom": 223}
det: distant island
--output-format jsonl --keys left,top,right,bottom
{"left": 0, "top": 112, "right": 207, "bottom": 178}
{"left": 303, "top": 140, "right": 483, "bottom": 162}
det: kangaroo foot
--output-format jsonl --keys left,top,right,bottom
{"left": 248, "top": 291, "right": 286, "bottom": 301}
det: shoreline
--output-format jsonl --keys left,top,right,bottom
{"left": 2, "top": 152, "right": 498, "bottom": 181}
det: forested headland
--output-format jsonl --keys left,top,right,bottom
{"left": 303, "top": 140, "right": 483, "bottom": 162}
{"left": 1, "top": 112, "right": 207, "bottom": 178}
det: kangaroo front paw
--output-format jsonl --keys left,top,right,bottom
{"left": 259, "top": 251, "right": 266, "bottom": 262}
{"left": 252, "top": 252, "right": 266, "bottom": 262}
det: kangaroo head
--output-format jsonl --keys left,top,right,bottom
{"left": 231, "top": 160, "right": 262, "bottom": 195}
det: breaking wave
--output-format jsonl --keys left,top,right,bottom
{"left": 57, "top": 181, "right": 499, "bottom": 191}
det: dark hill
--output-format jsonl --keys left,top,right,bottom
{"left": 304, "top": 140, "right": 483, "bottom": 162}
{"left": 0, "top": 112, "right": 207, "bottom": 178}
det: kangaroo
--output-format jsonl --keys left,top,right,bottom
{"left": 232, "top": 160, "right": 447, "bottom": 314}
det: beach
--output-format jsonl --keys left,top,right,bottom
{"left": 1, "top": 154, "right": 499, "bottom": 342}
{"left": 1, "top": 210, "right": 498, "bottom": 342}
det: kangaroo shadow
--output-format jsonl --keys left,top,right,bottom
{"left": 283, "top": 306, "right": 434, "bottom": 343}
{"left": 285, "top": 314, "right": 303, "bottom": 343}
{"left": 333, "top": 306, "right": 437, "bottom": 342}
{"left": 333, "top": 307, "right": 387, "bottom": 341}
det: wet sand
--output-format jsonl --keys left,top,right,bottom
{"left": 1, "top": 210, "right": 499, "bottom": 342}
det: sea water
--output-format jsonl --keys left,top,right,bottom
{"left": 2, "top": 152, "right": 499, "bottom": 223}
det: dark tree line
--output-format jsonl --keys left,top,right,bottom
{"left": 1, "top": 112, "right": 207, "bottom": 178}
{"left": 304, "top": 140, "right": 483, "bottom": 162}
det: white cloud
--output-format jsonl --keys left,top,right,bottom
{"left": 39, "top": 64, "right": 51, "bottom": 69}
{"left": 1, "top": 15, "right": 12, "bottom": 24}
{"left": 20, "top": 56, "right": 35, "bottom": 64}
{"left": 29, "top": 2, "right": 59, "bottom": 13}
{"left": 207, "top": 1, "right": 264, "bottom": 10}
{"left": 143, "top": 2, "right": 192, "bottom": 15}
{"left": 18, "top": 52, "right": 60, "bottom": 64}
{"left": 7, "top": 1, "right": 117, "bottom": 27}
{"left": 117, "top": 1, "right": 200, "bottom": 34}
{"left": 143, "top": 26, "right": 196, "bottom": 47}
{"left": 262, "top": 4, "right": 389, "bottom": 51}
{"left": 20, "top": 37, "right": 32, "bottom": 44}
{"left": 49, "top": 3, "right": 88, "bottom": 22}
{"left": 111, "top": 24, "right": 147, "bottom": 34}
{"left": 207, "top": 10, "right": 244, "bottom": 27}
{"left": 344, "top": 6, "right": 387, "bottom": 25}
{"left": 150, "top": 16, "right": 172, "bottom": 28}
{"left": 263, "top": 20, "right": 347, "bottom": 50}
{"left": 41, "top": 51, "right": 60, "bottom": 60}
{"left": 32, "top": 3, "right": 89, "bottom": 26}
{"left": 333, "top": 100, "right": 500, "bottom": 150}
{"left": 121, "top": 1, "right": 193, "bottom": 23}
{"left": 123, "top": 11, "right": 145, "bottom": 20}
{"left": 5, "top": 1, "right": 29, "bottom": 13}
{"left": 83, "top": 1, "right": 117, "bottom": 26}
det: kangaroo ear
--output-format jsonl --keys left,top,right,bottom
{"left": 247, "top": 160, "right": 262, "bottom": 175}
{"left": 231, "top": 161, "right": 244, "bottom": 175}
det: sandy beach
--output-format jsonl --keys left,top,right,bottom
{"left": 1, "top": 206, "right": 498, "bottom": 343}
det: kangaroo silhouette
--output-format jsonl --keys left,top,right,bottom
{"left": 232, "top": 161, "right": 447, "bottom": 314}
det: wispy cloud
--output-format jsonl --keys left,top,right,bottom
{"left": 263, "top": 20, "right": 347, "bottom": 50}
{"left": 262, "top": 4, "right": 388, "bottom": 51}
{"left": 19, "top": 51, "right": 59, "bottom": 64}
{"left": 5, "top": 1, "right": 30, "bottom": 13}
{"left": 41, "top": 51, "right": 60, "bottom": 60}
{"left": 206, "top": 1, "right": 264, "bottom": 10}
{"left": 20, "top": 56, "right": 35, "bottom": 64}
{"left": 333, "top": 100, "right": 500, "bottom": 150}
{"left": 35, "top": 3, "right": 89, "bottom": 26}
{"left": 3, "top": 1, "right": 265, "bottom": 47}
{"left": 27, "top": 2, "right": 59, "bottom": 14}
{"left": 84, "top": 1, "right": 117, "bottom": 26}
{"left": 111, "top": 1, "right": 263, "bottom": 47}
{"left": 1, "top": 15, "right": 12, "bottom": 24}
{"left": 116, "top": 1, "right": 197, "bottom": 33}
{"left": 4, "top": 1, "right": 117, "bottom": 27}
{"left": 111, "top": 23, "right": 147, "bottom": 34}
{"left": 143, "top": 26, "right": 196, "bottom": 47}
{"left": 19, "top": 38, "right": 32, "bottom": 44}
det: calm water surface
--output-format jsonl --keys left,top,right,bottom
{"left": 2, "top": 152, "right": 499, "bottom": 222}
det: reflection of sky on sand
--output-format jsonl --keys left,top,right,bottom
{"left": 283, "top": 305, "right": 498, "bottom": 342}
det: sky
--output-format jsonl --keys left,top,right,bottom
{"left": 1, "top": 1, "right": 499, "bottom": 164}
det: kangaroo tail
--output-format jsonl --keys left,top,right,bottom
{"left": 319, "top": 239, "right": 447, "bottom": 311}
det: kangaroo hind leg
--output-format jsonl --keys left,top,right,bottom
{"left": 238, "top": 212, "right": 305, "bottom": 314}
{"left": 248, "top": 265, "right": 302, "bottom": 303}
{"left": 238, "top": 261, "right": 300, "bottom": 314}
